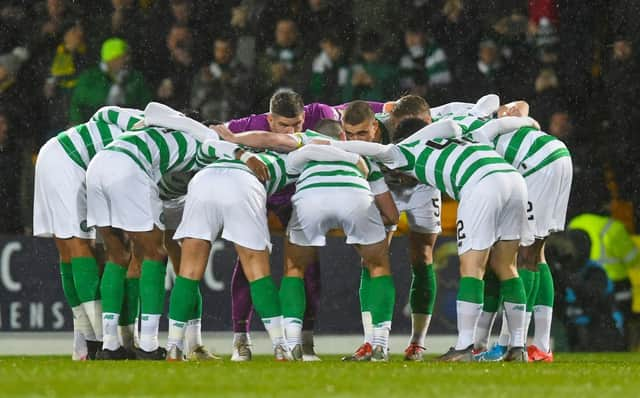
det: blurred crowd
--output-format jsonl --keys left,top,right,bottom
{"left": 0, "top": 0, "right": 638, "bottom": 234}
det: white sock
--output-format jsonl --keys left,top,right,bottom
{"left": 102, "top": 312, "right": 120, "bottom": 351}
{"left": 409, "top": 313, "right": 431, "bottom": 347}
{"left": 118, "top": 324, "right": 135, "bottom": 350}
{"left": 72, "top": 327, "right": 88, "bottom": 360}
{"left": 81, "top": 300, "right": 103, "bottom": 341}
{"left": 504, "top": 302, "right": 526, "bottom": 347}
{"left": 167, "top": 319, "right": 186, "bottom": 351}
{"left": 133, "top": 317, "right": 140, "bottom": 348}
{"left": 372, "top": 321, "right": 392, "bottom": 350}
{"left": 474, "top": 311, "right": 496, "bottom": 350}
{"left": 497, "top": 311, "right": 511, "bottom": 346}
{"left": 139, "top": 313, "right": 161, "bottom": 352}
{"left": 282, "top": 317, "right": 301, "bottom": 349}
{"left": 185, "top": 319, "right": 203, "bottom": 353}
{"left": 72, "top": 305, "right": 96, "bottom": 341}
{"left": 524, "top": 311, "right": 532, "bottom": 345}
{"left": 455, "top": 300, "right": 482, "bottom": 350}
{"left": 233, "top": 332, "right": 250, "bottom": 345}
{"left": 264, "top": 316, "right": 286, "bottom": 348}
{"left": 361, "top": 311, "right": 373, "bottom": 344}
{"left": 302, "top": 330, "right": 314, "bottom": 347}
{"left": 533, "top": 305, "right": 553, "bottom": 353}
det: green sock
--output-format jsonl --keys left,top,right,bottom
{"left": 120, "top": 277, "right": 140, "bottom": 326}
{"left": 482, "top": 270, "right": 500, "bottom": 312}
{"left": 278, "top": 276, "right": 305, "bottom": 319}
{"left": 193, "top": 286, "right": 203, "bottom": 320}
{"left": 369, "top": 275, "right": 396, "bottom": 325}
{"left": 71, "top": 257, "right": 100, "bottom": 303}
{"left": 458, "top": 277, "right": 484, "bottom": 304}
{"left": 359, "top": 267, "right": 370, "bottom": 312}
{"left": 60, "top": 262, "right": 81, "bottom": 308}
{"left": 535, "top": 263, "right": 554, "bottom": 307}
{"left": 410, "top": 263, "right": 437, "bottom": 314}
{"left": 519, "top": 269, "right": 536, "bottom": 312}
{"left": 500, "top": 277, "right": 527, "bottom": 304}
{"left": 100, "top": 262, "right": 127, "bottom": 314}
{"left": 251, "top": 275, "right": 282, "bottom": 319}
{"left": 169, "top": 276, "right": 199, "bottom": 322}
{"left": 140, "top": 260, "right": 167, "bottom": 315}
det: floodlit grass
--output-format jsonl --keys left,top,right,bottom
{"left": 1, "top": 353, "right": 640, "bottom": 397}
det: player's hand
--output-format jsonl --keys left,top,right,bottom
{"left": 211, "top": 124, "right": 235, "bottom": 142}
{"left": 355, "top": 156, "right": 369, "bottom": 176}
{"left": 244, "top": 155, "right": 270, "bottom": 182}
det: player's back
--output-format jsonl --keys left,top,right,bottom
{"left": 398, "top": 136, "right": 516, "bottom": 200}
{"left": 56, "top": 120, "right": 126, "bottom": 170}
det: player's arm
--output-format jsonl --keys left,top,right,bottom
{"left": 367, "top": 161, "right": 400, "bottom": 226}
{"left": 324, "top": 140, "right": 406, "bottom": 169}
{"left": 92, "top": 106, "right": 144, "bottom": 130}
{"left": 144, "top": 102, "right": 220, "bottom": 142}
{"left": 285, "top": 144, "right": 368, "bottom": 176}
{"left": 212, "top": 124, "right": 301, "bottom": 153}
{"left": 475, "top": 116, "right": 540, "bottom": 142}
{"left": 400, "top": 119, "right": 461, "bottom": 144}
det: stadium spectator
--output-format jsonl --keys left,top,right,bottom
{"left": 190, "top": 36, "right": 253, "bottom": 121}
{"left": 0, "top": 47, "right": 30, "bottom": 131}
{"left": 228, "top": 2, "right": 258, "bottom": 71}
{"left": 308, "top": 34, "right": 348, "bottom": 104}
{"left": 155, "top": 25, "right": 197, "bottom": 111}
{"left": 604, "top": 38, "right": 640, "bottom": 208}
{"left": 547, "top": 229, "right": 626, "bottom": 352}
{"left": 69, "top": 38, "right": 151, "bottom": 124}
{"left": 257, "top": 18, "right": 308, "bottom": 107}
{"left": 458, "top": 39, "right": 505, "bottom": 101}
{"left": 397, "top": 19, "right": 452, "bottom": 103}
{"left": 429, "top": 0, "right": 480, "bottom": 78}
{"left": 299, "top": 0, "right": 356, "bottom": 53}
{"left": 43, "top": 20, "right": 89, "bottom": 133}
{"left": 0, "top": 2, "right": 28, "bottom": 52}
{"left": 0, "top": 110, "right": 23, "bottom": 234}
{"left": 342, "top": 31, "right": 398, "bottom": 102}
{"left": 32, "top": 0, "right": 73, "bottom": 53}
{"left": 529, "top": 67, "right": 564, "bottom": 130}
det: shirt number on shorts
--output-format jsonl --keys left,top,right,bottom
{"left": 527, "top": 201, "right": 534, "bottom": 221}
{"left": 456, "top": 220, "right": 466, "bottom": 246}
{"left": 432, "top": 198, "right": 440, "bottom": 217}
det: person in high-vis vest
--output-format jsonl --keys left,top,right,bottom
{"left": 569, "top": 213, "right": 640, "bottom": 349}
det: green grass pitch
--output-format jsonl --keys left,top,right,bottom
{"left": 2, "top": 354, "right": 640, "bottom": 397}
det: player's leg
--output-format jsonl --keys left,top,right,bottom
{"left": 230, "top": 260, "right": 254, "bottom": 361}
{"left": 128, "top": 228, "right": 167, "bottom": 359}
{"left": 281, "top": 239, "right": 315, "bottom": 359}
{"left": 355, "top": 239, "right": 395, "bottom": 361}
{"left": 474, "top": 266, "right": 500, "bottom": 354}
{"left": 405, "top": 230, "right": 438, "bottom": 360}
{"left": 95, "top": 227, "right": 131, "bottom": 359}
{"left": 167, "top": 237, "right": 209, "bottom": 361}
{"left": 119, "top": 239, "right": 141, "bottom": 352}
{"left": 301, "top": 254, "right": 322, "bottom": 360}
{"left": 531, "top": 241, "right": 555, "bottom": 361}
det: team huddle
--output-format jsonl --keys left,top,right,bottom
{"left": 33, "top": 89, "right": 571, "bottom": 362}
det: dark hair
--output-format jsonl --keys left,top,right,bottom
{"left": 320, "top": 33, "right": 341, "bottom": 47}
{"left": 394, "top": 117, "right": 427, "bottom": 143}
{"left": 360, "top": 31, "right": 381, "bottom": 53}
{"left": 342, "top": 100, "right": 374, "bottom": 125}
{"left": 391, "top": 95, "right": 430, "bottom": 119}
{"left": 313, "top": 119, "right": 343, "bottom": 139}
{"left": 269, "top": 89, "right": 304, "bottom": 118}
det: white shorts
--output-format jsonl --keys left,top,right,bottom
{"left": 174, "top": 168, "right": 271, "bottom": 251}
{"left": 390, "top": 184, "right": 442, "bottom": 234}
{"left": 287, "top": 188, "right": 386, "bottom": 246}
{"left": 33, "top": 138, "right": 96, "bottom": 239}
{"left": 163, "top": 197, "right": 185, "bottom": 231}
{"left": 525, "top": 156, "right": 573, "bottom": 239}
{"left": 86, "top": 150, "right": 164, "bottom": 232}
{"left": 456, "top": 172, "right": 532, "bottom": 254}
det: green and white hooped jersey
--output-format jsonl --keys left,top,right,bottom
{"left": 104, "top": 126, "right": 210, "bottom": 183}
{"left": 56, "top": 107, "right": 143, "bottom": 170}
{"left": 396, "top": 137, "right": 517, "bottom": 200}
{"left": 294, "top": 156, "right": 385, "bottom": 195}
{"left": 158, "top": 170, "right": 195, "bottom": 200}
{"left": 449, "top": 115, "right": 490, "bottom": 134}
{"left": 206, "top": 150, "right": 290, "bottom": 196}
{"left": 489, "top": 126, "right": 571, "bottom": 177}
